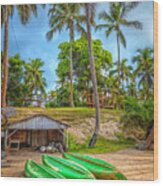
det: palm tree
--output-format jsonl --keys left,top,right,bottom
{"left": 120, "top": 58, "right": 133, "bottom": 91}
{"left": 128, "top": 75, "right": 137, "bottom": 97}
{"left": 24, "top": 59, "right": 46, "bottom": 96}
{"left": 110, "top": 59, "right": 133, "bottom": 91}
{"left": 96, "top": 2, "right": 142, "bottom": 90}
{"left": 133, "top": 48, "right": 154, "bottom": 99}
{"left": 1, "top": 5, "right": 38, "bottom": 107}
{"left": 46, "top": 4, "right": 85, "bottom": 107}
{"left": 84, "top": 3, "right": 100, "bottom": 147}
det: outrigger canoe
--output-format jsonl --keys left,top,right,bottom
{"left": 63, "top": 153, "right": 127, "bottom": 180}
{"left": 25, "top": 159, "right": 65, "bottom": 178}
{"left": 42, "top": 154, "right": 95, "bottom": 179}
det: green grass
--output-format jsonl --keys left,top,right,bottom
{"left": 8, "top": 107, "right": 134, "bottom": 154}
{"left": 10, "top": 107, "right": 132, "bottom": 153}
{"left": 9, "top": 107, "right": 123, "bottom": 125}
{"left": 68, "top": 136, "right": 135, "bottom": 154}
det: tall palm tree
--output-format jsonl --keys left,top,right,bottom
{"left": 120, "top": 58, "right": 133, "bottom": 91}
{"left": 128, "top": 74, "right": 136, "bottom": 97}
{"left": 1, "top": 5, "right": 38, "bottom": 107}
{"left": 110, "top": 59, "right": 133, "bottom": 91}
{"left": 46, "top": 4, "right": 85, "bottom": 107}
{"left": 96, "top": 2, "right": 142, "bottom": 90}
{"left": 84, "top": 3, "right": 100, "bottom": 147}
{"left": 133, "top": 48, "right": 154, "bottom": 99}
{"left": 24, "top": 59, "right": 46, "bottom": 96}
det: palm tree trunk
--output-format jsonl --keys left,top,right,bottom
{"left": 86, "top": 4, "right": 100, "bottom": 148}
{"left": 69, "top": 22, "right": 74, "bottom": 107}
{"left": 145, "top": 76, "right": 150, "bottom": 100}
{"left": 122, "top": 78, "right": 125, "bottom": 91}
{"left": 116, "top": 33, "right": 121, "bottom": 90}
{"left": 2, "top": 9, "right": 9, "bottom": 107}
{"left": 139, "top": 124, "right": 154, "bottom": 150}
{"left": 126, "top": 79, "right": 130, "bottom": 95}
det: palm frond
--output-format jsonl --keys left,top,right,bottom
{"left": 120, "top": 19, "right": 142, "bottom": 29}
{"left": 95, "top": 24, "right": 109, "bottom": 31}
{"left": 1, "top": 5, "right": 14, "bottom": 26}
{"left": 75, "top": 22, "right": 87, "bottom": 37}
{"left": 16, "top": 5, "right": 37, "bottom": 25}
{"left": 46, "top": 29, "right": 55, "bottom": 41}
{"left": 105, "top": 26, "right": 114, "bottom": 37}
{"left": 119, "top": 30, "right": 126, "bottom": 48}
{"left": 99, "top": 11, "right": 113, "bottom": 22}
{"left": 121, "top": 2, "right": 139, "bottom": 17}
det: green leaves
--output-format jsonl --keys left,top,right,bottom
{"left": 96, "top": 2, "right": 142, "bottom": 48}
{"left": 46, "top": 4, "right": 84, "bottom": 41}
{"left": 16, "top": 5, "right": 38, "bottom": 25}
{"left": 55, "top": 37, "right": 113, "bottom": 106}
{"left": 2, "top": 4, "right": 39, "bottom": 26}
{"left": 133, "top": 48, "right": 154, "bottom": 100}
{"left": 120, "top": 19, "right": 142, "bottom": 29}
{"left": 2, "top": 54, "right": 47, "bottom": 106}
{"left": 121, "top": 97, "right": 154, "bottom": 132}
{"left": 24, "top": 58, "right": 46, "bottom": 94}
{"left": 118, "top": 30, "right": 126, "bottom": 48}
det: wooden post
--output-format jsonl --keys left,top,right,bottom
{"left": 4, "top": 129, "right": 8, "bottom": 152}
{"left": 47, "top": 130, "right": 48, "bottom": 144}
{"left": 30, "top": 131, "right": 32, "bottom": 147}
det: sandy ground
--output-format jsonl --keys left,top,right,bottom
{"left": 1, "top": 148, "right": 154, "bottom": 180}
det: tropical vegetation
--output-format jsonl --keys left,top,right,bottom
{"left": 1, "top": 2, "right": 154, "bottom": 149}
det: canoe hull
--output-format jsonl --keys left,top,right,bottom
{"left": 25, "top": 159, "right": 65, "bottom": 178}
{"left": 63, "top": 153, "right": 127, "bottom": 180}
{"left": 42, "top": 155, "right": 95, "bottom": 179}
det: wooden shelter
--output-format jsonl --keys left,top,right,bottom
{"left": 6, "top": 114, "right": 69, "bottom": 151}
{"left": 82, "top": 90, "right": 114, "bottom": 109}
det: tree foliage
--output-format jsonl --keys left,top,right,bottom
{"left": 120, "top": 97, "right": 154, "bottom": 139}
{"left": 52, "top": 37, "right": 112, "bottom": 106}
{"left": 96, "top": 2, "right": 142, "bottom": 90}
{"left": 1, "top": 54, "right": 47, "bottom": 106}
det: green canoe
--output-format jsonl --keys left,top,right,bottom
{"left": 25, "top": 159, "right": 65, "bottom": 178}
{"left": 42, "top": 154, "right": 95, "bottom": 179}
{"left": 63, "top": 153, "right": 127, "bottom": 180}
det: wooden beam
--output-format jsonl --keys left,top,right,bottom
{"left": 7, "top": 129, "right": 18, "bottom": 139}
{"left": 30, "top": 131, "right": 32, "bottom": 146}
{"left": 58, "top": 128, "right": 64, "bottom": 135}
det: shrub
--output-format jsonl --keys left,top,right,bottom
{"left": 120, "top": 97, "right": 154, "bottom": 139}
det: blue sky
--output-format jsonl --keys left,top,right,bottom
{"left": 1, "top": 1, "right": 154, "bottom": 92}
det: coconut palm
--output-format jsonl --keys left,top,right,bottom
{"left": 96, "top": 2, "right": 142, "bottom": 90}
{"left": 133, "top": 48, "right": 154, "bottom": 99}
{"left": 128, "top": 75, "right": 137, "bottom": 97}
{"left": 84, "top": 3, "right": 100, "bottom": 147}
{"left": 46, "top": 4, "right": 85, "bottom": 107}
{"left": 24, "top": 59, "right": 46, "bottom": 96}
{"left": 1, "top": 5, "right": 38, "bottom": 107}
{"left": 110, "top": 59, "right": 133, "bottom": 91}
{"left": 120, "top": 58, "right": 133, "bottom": 91}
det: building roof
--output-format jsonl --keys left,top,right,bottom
{"left": 8, "top": 114, "right": 69, "bottom": 130}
